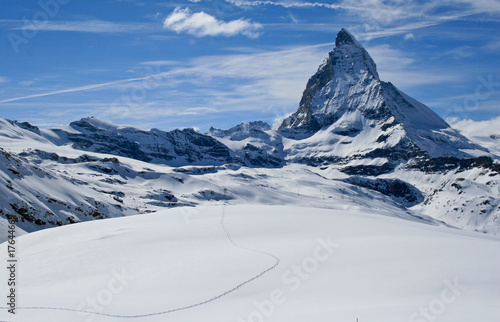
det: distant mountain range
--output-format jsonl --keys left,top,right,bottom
{"left": 1, "top": 29, "right": 499, "bottom": 240}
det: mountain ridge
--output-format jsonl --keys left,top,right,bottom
{"left": 0, "top": 29, "right": 499, "bottom": 239}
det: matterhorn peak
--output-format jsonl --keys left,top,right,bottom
{"left": 280, "top": 28, "right": 486, "bottom": 165}
{"left": 279, "top": 28, "right": 380, "bottom": 132}
{"left": 335, "top": 28, "right": 361, "bottom": 47}
{"left": 330, "top": 28, "right": 379, "bottom": 80}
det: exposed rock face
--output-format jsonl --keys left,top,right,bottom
{"left": 208, "top": 121, "right": 285, "bottom": 167}
{"left": 52, "top": 117, "right": 238, "bottom": 166}
{"left": 208, "top": 121, "right": 271, "bottom": 140}
{"left": 344, "top": 176, "right": 424, "bottom": 207}
{"left": 280, "top": 28, "right": 380, "bottom": 132}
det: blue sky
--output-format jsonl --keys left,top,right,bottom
{"left": 0, "top": 0, "right": 499, "bottom": 132}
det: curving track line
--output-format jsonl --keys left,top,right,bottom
{"left": 0, "top": 206, "right": 280, "bottom": 319}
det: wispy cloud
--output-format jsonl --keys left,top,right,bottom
{"left": 0, "top": 74, "right": 174, "bottom": 104}
{"left": 8, "top": 20, "right": 156, "bottom": 33}
{"left": 163, "top": 7, "right": 262, "bottom": 38}
{"left": 0, "top": 43, "right": 331, "bottom": 123}
{"left": 95, "top": 43, "right": 333, "bottom": 122}
{"left": 140, "top": 60, "right": 179, "bottom": 66}
{"left": 225, "top": 0, "right": 347, "bottom": 10}
{"left": 0, "top": 40, "right": 463, "bottom": 118}
{"left": 351, "top": 20, "right": 453, "bottom": 40}
{"left": 367, "top": 45, "right": 461, "bottom": 88}
{"left": 453, "top": 0, "right": 500, "bottom": 14}
{"left": 0, "top": 77, "right": 8, "bottom": 83}
{"left": 228, "top": 0, "right": 500, "bottom": 41}
{"left": 230, "top": 0, "right": 500, "bottom": 18}
{"left": 18, "top": 80, "right": 34, "bottom": 86}
{"left": 442, "top": 46, "right": 475, "bottom": 59}
{"left": 483, "top": 40, "right": 500, "bottom": 51}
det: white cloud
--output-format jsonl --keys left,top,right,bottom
{"left": 163, "top": 7, "right": 262, "bottom": 38}
{"left": 0, "top": 77, "right": 8, "bottom": 83}
{"left": 447, "top": 116, "right": 500, "bottom": 155}
{"left": 404, "top": 33, "right": 415, "bottom": 40}
{"left": 448, "top": 116, "right": 500, "bottom": 136}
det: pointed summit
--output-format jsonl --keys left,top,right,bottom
{"left": 280, "top": 28, "right": 379, "bottom": 132}
{"left": 335, "top": 28, "right": 361, "bottom": 47}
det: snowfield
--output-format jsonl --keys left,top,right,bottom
{"left": 1, "top": 205, "right": 499, "bottom": 321}
{"left": 1, "top": 28, "right": 500, "bottom": 322}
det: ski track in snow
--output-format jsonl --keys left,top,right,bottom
{"left": 0, "top": 206, "right": 281, "bottom": 319}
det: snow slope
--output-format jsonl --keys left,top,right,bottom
{"left": 0, "top": 111, "right": 499, "bottom": 240}
{"left": 0, "top": 205, "right": 499, "bottom": 321}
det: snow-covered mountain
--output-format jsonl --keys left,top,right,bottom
{"left": 0, "top": 29, "right": 499, "bottom": 241}
{"left": 208, "top": 121, "right": 285, "bottom": 167}
{"left": 37, "top": 117, "right": 238, "bottom": 166}
{"left": 280, "top": 28, "right": 489, "bottom": 171}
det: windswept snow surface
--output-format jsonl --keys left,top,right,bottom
{"left": 1, "top": 205, "right": 499, "bottom": 321}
